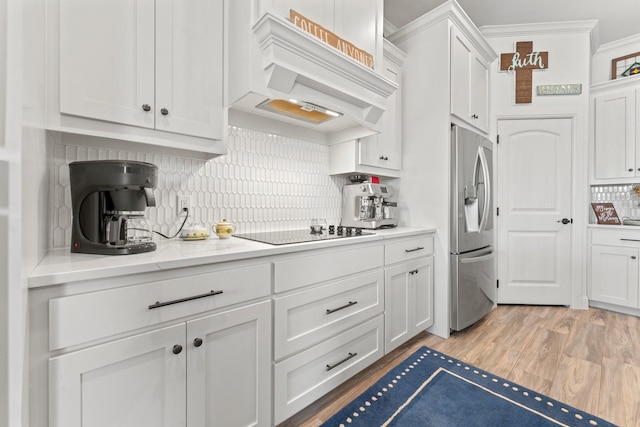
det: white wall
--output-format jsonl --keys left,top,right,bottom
{"left": 481, "top": 22, "right": 595, "bottom": 308}
{"left": 1, "top": 0, "right": 26, "bottom": 425}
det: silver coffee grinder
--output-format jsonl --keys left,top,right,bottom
{"left": 69, "top": 160, "right": 158, "bottom": 255}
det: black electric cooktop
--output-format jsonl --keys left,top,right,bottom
{"left": 233, "top": 228, "right": 374, "bottom": 245}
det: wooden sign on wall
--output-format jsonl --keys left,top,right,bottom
{"left": 500, "top": 41, "right": 548, "bottom": 104}
{"left": 591, "top": 203, "right": 621, "bottom": 225}
{"left": 290, "top": 10, "right": 374, "bottom": 68}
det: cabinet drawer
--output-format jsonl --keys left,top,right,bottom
{"left": 274, "top": 270, "right": 384, "bottom": 360}
{"left": 49, "top": 263, "right": 271, "bottom": 351}
{"left": 274, "top": 244, "right": 383, "bottom": 293}
{"left": 591, "top": 229, "right": 640, "bottom": 247}
{"left": 273, "top": 315, "right": 384, "bottom": 424}
{"left": 385, "top": 234, "right": 434, "bottom": 265}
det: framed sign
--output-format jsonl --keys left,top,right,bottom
{"left": 591, "top": 203, "right": 621, "bottom": 225}
{"left": 611, "top": 51, "right": 640, "bottom": 79}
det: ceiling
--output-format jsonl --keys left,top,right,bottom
{"left": 384, "top": 0, "right": 640, "bottom": 46}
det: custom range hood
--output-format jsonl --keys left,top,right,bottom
{"left": 227, "top": 9, "right": 398, "bottom": 144}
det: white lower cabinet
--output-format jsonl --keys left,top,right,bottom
{"left": 50, "top": 300, "right": 272, "bottom": 427}
{"left": 273, "top": 315, "right": 384, "bottom": 424}
{"left": 589, "top": 228, "right": 640, "bottom": 310}
{"left": 272, "top": 243, "right": 385, "bottom": 424}
{"left": 50, "top": 324, "right": 187, "bottom": 427}
{"left": 384, "top": 235, "right": 434, "bottom": 354}
{"left": 384, "top": 257, "right": 434, "bottom": 353}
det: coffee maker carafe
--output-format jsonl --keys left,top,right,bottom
{"left": 69, "top": 160, "right": 158, "bottom": 255}
{"left": 341, "top": 182, "right": 399, "bottom": 229}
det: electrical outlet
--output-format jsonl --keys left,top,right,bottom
{"left": 177, "top": 195, "right": 190, "bottom": 216}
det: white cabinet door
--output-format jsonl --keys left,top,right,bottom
{"left": 590, "top": 245, "right": 639, "bottom": 308}
{"left": 450, "top": 25, "right": 489, "bottom": 133}
{"left": 59, "top": 0, "right": 156, "bottom": 128}
{"left": 49, "top": 324, "right": 186, "bottom": 427}
{"left": 267, "top": 0, "right": 334, "bottom": 28}
{"left": 594, "top": 89, "right": 636, "bottom": 179}
{"left": 471, "top": 55, "right": 489, "bottom": 132}
{"left": 359, "top": 45, "right": 402, "bottom": 170}
{"left": 384, "top": 257, "right": 434, "bottom": 354}
{"left": 384, "top": 262, "right": 411, "bottom": 353}
{"left": 59, "top": 0, "right": 224, "bottom": 141}
{"left": 450, "top": 26, "right": 472, "bottom": 125}
{"left": 413, "top": 256, "right": 434, "bottom": 332}
{"left": 186, "top": 301, "right": 272, "bottom": 427}
{"left": 335, "top": 0, "right": 380, "bottom": 64}
{"left": 155, "top": 0, "right": 225, "bottom": 140}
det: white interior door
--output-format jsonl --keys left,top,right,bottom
{"left": 496, "top": 118, "right": 573, "bottom": 305}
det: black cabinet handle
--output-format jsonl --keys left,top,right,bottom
{"left": 409, "top": 269, "right": 419, "bottom": 275}
{"left": 161, "top": 108, "right": 169, "bottom": 116}
{"left": 148, "top": 290, "right": 223, "bottom": 310}
{"left": 405, "top": 247, "right": 425, "bottom": 253}
{"left": 193, "top": 338, "right": 203, "bottom": 347}
{"left": 326, "top": 301, "right": 358, "bottom": 314}
{"left": 172, "top": 344, "right": 183, "bottom": 355}
{"left": 142, "top": 104, "right": 151, "bottom": 112}
{"left": 326, "top": 352, "right": 357, "bottom": 371}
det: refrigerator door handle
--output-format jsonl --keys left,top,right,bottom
{"left": 477, "top": 147, "right": 491, "bottom": 233}
{"left": 460, "top": 252, "right": 494, "bottom": 264}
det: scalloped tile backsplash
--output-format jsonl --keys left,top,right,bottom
{"left": 51, "top": 127, "right": 348, "bottom": 248}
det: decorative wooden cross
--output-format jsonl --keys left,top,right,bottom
{"left": 500, "top": 41, "right": 549, "bottom": 104}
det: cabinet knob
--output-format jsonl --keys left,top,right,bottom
{"left": 629, "top": 168, "right": 634, "bottom": 172}
{"left": 472, "top": 114, "right": 479, "bottom": 119}
{"left": 142, "top": 104, "right": 151, "bottom": 112}
{"left": 161, "top": 108, "right": 169, "bottom": 116}
{"left": 632, "top": 256, "right": 637, "bottom": 260}
{"left": 193, "top": 338, "right": 203, "bottom": 347}
{"left": 172, "top": 344, "right": 183, "bottom": 354}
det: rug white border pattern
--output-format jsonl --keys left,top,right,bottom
{"left": 334, "top": 349, "right": 604, "bottom": 427}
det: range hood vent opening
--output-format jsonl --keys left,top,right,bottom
{"left": 227, "top": 9, "right": 398, "bottom": 145}
{"left": 256, "top": 99, "right": 342, "bottom": 124}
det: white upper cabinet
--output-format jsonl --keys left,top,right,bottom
{"left": 591, "top": 79, "right": 640, "bottom": 181}
{"left": 329, "top": 40, "right": 405, "bottom": 178}
{"left": 255, "top": 0, "right": 382, "bottom": 67}
{"left": 450, "top": 25, "right": 490, "bottom": 133}
{"left": 52, "top": 0, "right": 226, "bottom": 158}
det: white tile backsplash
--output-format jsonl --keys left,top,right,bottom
{"left": 51, "top": 126, "right": 348, "bottom": 248}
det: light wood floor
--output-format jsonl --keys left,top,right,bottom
{"left": 278, "top": 305, "right": 640, "bottom": 427}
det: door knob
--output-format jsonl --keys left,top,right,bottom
{"left": 557, "top": 218, "right": 571, "bottom": 225}
{"left": 193, "top": 338, "right": 203, "bottom": 347}
{"left": 161, "top": 108, "right": 169, "bottom": 116}
{"left": 172, "top": 344, "right": 183, "bottom": 355}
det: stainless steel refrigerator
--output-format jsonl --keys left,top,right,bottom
{"left": 450, "top": 125, "right": 496, "bottom": 331}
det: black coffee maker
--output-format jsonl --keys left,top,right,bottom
{"left": 69, "top": 160, "right": 158, "bottom": 255}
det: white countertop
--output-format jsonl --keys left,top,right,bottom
{"left": 29, "top": 227, "right": 435, "bottom": 288}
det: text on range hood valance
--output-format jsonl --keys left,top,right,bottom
{"left": 227, "top": 11, "right": 398, "bottom": 145}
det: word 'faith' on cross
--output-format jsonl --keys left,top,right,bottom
{"left": 500, "top": 41, "right": 549, "bottom": 104}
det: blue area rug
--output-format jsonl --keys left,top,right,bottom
{"left": 321, "top": 346, "right": 617, "bottom": 427}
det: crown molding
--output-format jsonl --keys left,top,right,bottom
{"left": 387, "top": 0, "right": 497, "bottom": 62}
{"left": 480, "top": 20, "right": 600, "bottom": 54}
